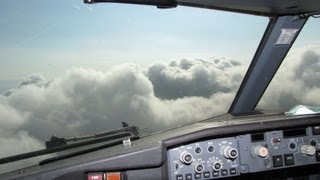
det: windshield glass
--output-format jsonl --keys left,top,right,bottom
{"left": 0, "top": 0, "right": 267, "bottom": 172}
{"left": 258, "top": 18, "right": 320, "bottom": 111}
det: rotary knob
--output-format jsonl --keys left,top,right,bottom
{"left": 195, "top": 163, "right": 205, "bottom": 173}
{"left": 179, "top": 151, "right": 193, "bottom": 165}
{"left": 222, "top": 146, "right": 238, "bottom": 159}
{"left": 212, "top": 162, "right": 222, "bottom": 171}
{"left": 300, "top": 145, "right": 316, "bottom": 156}
{"left": 253, "top": 145, "right": 269, "bottom": 158}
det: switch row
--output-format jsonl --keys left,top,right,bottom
{"left": 176, "top": 168, "right": 236, "bottom": 180}
{"left": 273, "top": 154, "right": 294, "bottom": 167}
{"left": 87, "top": 172, "right": 122, "bottom": 180}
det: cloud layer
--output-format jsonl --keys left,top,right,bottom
{"left": 258, "top": 46, "right": 320, "bottom": 110}
{"left": 147, "top": 58, "right": 244, "bottom": 99}
{"left": 0, "top": 46, "right": 320, "bottom": 173}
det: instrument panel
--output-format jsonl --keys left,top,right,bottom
{"left": 167, "top": 126, "right": 320, "bottom": 180}
{"left": 3, "top": 114, "right": 320, "bottom": 180}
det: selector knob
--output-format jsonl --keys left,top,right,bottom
{"left": 300, "top": 145, "right": 316, "bottom": 156}
{"left": 253, "top": 145, "right": 269, "bottom": 158}
{"left": 180, "top": 151, "right": 193, "bottom": 165}
{"left": 222, "top": 146, "right": 238, "bottom": 159}
{"left": 212, "top": 162, "right": 222, "bottom": 171}
{"left": 195, "top": 164, "right": 205, "bottom": 173}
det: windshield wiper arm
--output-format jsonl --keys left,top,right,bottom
{"left": 45, "top": 123, "right": 138, "bottom": 148}
{"left": 83, "top": 0, "right": 178, "bottom": 9}
{"left": 39, "top": 135, "right": 139, "bottom": 165}
{"left": 0, "top": 124, "right": 139, "bottom": 165}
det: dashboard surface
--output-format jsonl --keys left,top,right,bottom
{"left": 2, "top": 113, "right": 320, "bottom": 180}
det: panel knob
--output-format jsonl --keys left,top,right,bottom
{"left": 300, "top": 145, "right": 316, "bottom": 156}
{"left": 212, "top": 162, "right": 222, "bottom": 171}
{"left": 253, "top": 145, "right": 269, "bottom": 158}
{"left": 179, "top": 151, "right": 193, "bottom": 165}
{"left": 195, "top": 163, "right": 205, "bottom": 173}
{"left": 222, "top": 146, "right": 238, "bottom": 159}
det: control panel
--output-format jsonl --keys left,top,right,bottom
{"left": 167, "top": 126, "right": 320, "bottom": 180}
{"left": 167, "top": 137, "right": 240, "bottom": 180}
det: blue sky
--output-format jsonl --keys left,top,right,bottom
{"left": 0, "top": 0, "right": 318, "bottom": 81}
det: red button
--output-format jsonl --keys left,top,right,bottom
{"left": 88, "top": 173, "right": 104, "bottom": 180}
{"left": 106, "top": 172, "right": 121, "bottom": 180}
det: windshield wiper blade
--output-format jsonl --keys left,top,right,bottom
{"left": 39, "top": 135, "right": 139, "bottom": 165}
{"left": 83, "top": 0, "right": 178, "bottom": 9}
{"left": 0, "top": 124, "right": 139, "bottom": 165}
{"left": 45, "top": 124, "right": 138, "bottom": 148}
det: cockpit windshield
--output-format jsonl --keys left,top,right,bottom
{"left": 257, "top": 18, "right": 320, "bottom": 111}
{"left": 0, "top": 0, "right": 268, "bottom": 172}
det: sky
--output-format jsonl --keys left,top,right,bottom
{"left": 0, "top": 0, "right": 268, "bottom": 81}
{"left": 0, "top": 0, "right": 320, "bottom": 174}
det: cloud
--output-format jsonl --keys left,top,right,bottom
{"left": 0, "top": 99, "right": 26, "bottom": 136}
{"left": 19, "top": 74, "right": 50, "bottom": 87}
{"left": 146, "top": 58, "right": 245, "bottom": 99}
{"left": 1, "top": 47, "right": 319, "bottom": 173}
{"left": 0, "top": 58, "right": 242, "bottom": 172}
{"left": 258, "top": 46, "right": 320, "bottom": 110}
{"left": 0, "top": 131, "right": 47, "bottom": 173}
{"left": 1, "top": 58, "right": 242, "bottom": 139}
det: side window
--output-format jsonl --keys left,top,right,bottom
{"left": 257, "top": 18, "right": 320, "bottom": 111}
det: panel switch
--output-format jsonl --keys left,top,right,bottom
{"left": 316, "top": 150, "right": 320, "bottom": 161}
{"left": 176, "top": 174, "right": 183, "bottom": 180}
{"left": 185, "top": 174, "right": 192, "bottom": 180}
{"left": 88, "top": 173, "right": 103, "bottom": 180}
{"left": 300, "top": 145, "right": 316, "bottom": 156}
{"left": 203, "top": 171, "right": 210, "bottom": 178}
{"left": 230, "top": 168, "right": 237, "bottom": 175}
{"left": 253, "top": 145, "right": 269, "bottom": 158}
{"left": 284, "top": 154, "right": 294, "bottom": 166}
{"left": 273, "top": 155, "right": 283, "bottom": 167}
{"left": 106, "top": 172, "right": 121, "bottom": 180}
{"left": 312, "top": 126, "right": 320, "bottom": 135}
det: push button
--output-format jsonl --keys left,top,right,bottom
{"left": 284, "top": 154, "right": 294, "bottom": 166}
{"left": 230, "top": 168, "right": 236, "bottom": 175}
{"left": 212, "top": 171, "right": 219, "bottom": 177}
{"left": 316, "top": 150, "right": 320, "bottom": 162}
{"left": 221, "top": 169, "right": 228, "bottom": 176}
{"left": 194, "top": 173, "right": 201, "bottom": 179}
{"left": 203, "top": 171, "right": 210, "bottom": 178}
{"left": 263, "top": 158, "right": 271, "bottom": 167}
{"left": 87, "top": 173, "right": 103, "bottom": 180}
{"left": 176, "top": 174, "right": 183, "bottom": 180}
{"left": 310, "top": 139, "right": 317, "bottom": 147}
{"left": 312, "top": 126, "right": 320, "bottom": 135}
{"left": 273, "top": 155, "right": 283, "bottom": 167}
{"left": 194, "top": 147, "right": 202, "bottom": 154}
{"left": 105, "top": 172, "right": 121, "bottom": 180}
{"left": 185, "top": 173, "right": 192, "bottom": 180}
